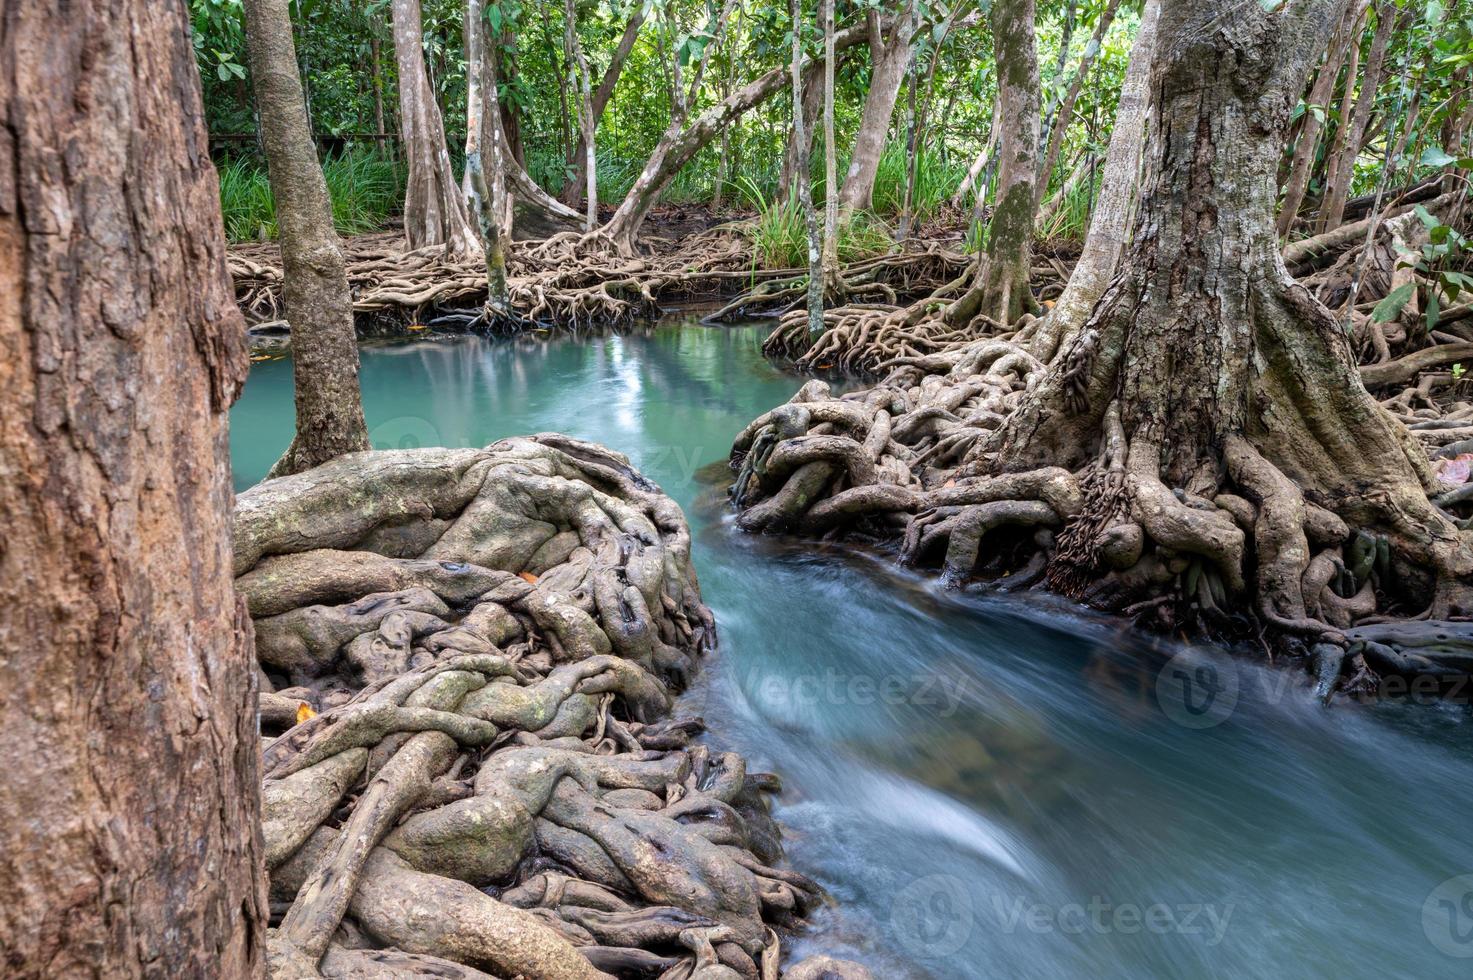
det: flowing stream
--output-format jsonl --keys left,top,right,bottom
{"left": 233, "top": 316, "right": 1473, "bottom": 979}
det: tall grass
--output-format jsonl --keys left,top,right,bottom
{"left": 736, "top": 177, "right": 891, "bottom": 269}
{"left": 217, "top": 149, "right": 406, "bottom": 242}
{"left": 871, "top": 142, "right": 970, "bottom": 225}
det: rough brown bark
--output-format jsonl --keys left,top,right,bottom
{"left": 244, "top": 0, "right": 370, "bottom": 479}
{"left": 392, "top": 0, "right": 481, "bottom": 256}
{"left": 464, "top": 0, "right": 510, "bottom": 310}
{"left": 993, "top": 0, "right": 1473, "bottom": 618}
{"left": 837, "top": 2, "right": 918, "bottom": 211}
{"left": 0, "top": 2, "right": 267, "bottom": 976}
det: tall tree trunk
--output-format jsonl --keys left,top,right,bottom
{"left": 245, "top": 0, "right": 370, "bottom": 478}
{"left": 600, "top": 16, "right": 876, "bottom": 252}
{"left": 0, "top": 1, "right": 266, "bottom": 975}
{"left": 948, "top": 0, "right": 1041, "bottom": 326}
{"left": 465, "top": 0, "right": 509, "bottom": 309}
{"left": 837, "top": 1, "right": 918, "bottom": 211}
{"left": 993, "top": 0, "right": 1473, "bottom": 622}
{"left": 1026, "top": 0, "right": 1158, "bottom": 363}
{"left": 371, "top": 34, "right": 388, "bottom": 149}
{"left": 790, "top": 0, "right": 824, "bottom": 338}
{"left": 564, "top": 0, "right": 597, "bottom": 229}
{"left": 391, "top": 0, "right": 480, "bottom": 256}
{"left": 564, "top": 7, "right": 647, "bottom": 208}
{"left": 1318, "top": 0, "right": 1399, "bottom": 232}
{"left": 1034, "top": 0, "right": 1122, "bottom": 206}
{"left": 779, "top": 63, "right": 823, "bottom": 203}
{"left": 821, "top": 0, "right": 840, "bottom": 288}
{"left": 1276, "top": 0, "right": 1361, "bottom": 237}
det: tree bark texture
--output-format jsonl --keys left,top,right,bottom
{"left": 0, "top": 2, "right": 267, "bottom": 976}
{"left": 837, "top": 2, "right": 917, "bottom": 211}
{"left": 243, "top": 0, "right": 370, "bottom": 479}
{"left": 391, "top": 0, "right": 480, "bottom": 257}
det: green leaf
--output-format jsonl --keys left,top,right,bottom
{"left": 217, "top": 63, "right": 232, "bottom": 80}
{"left": 1421, "top": 146, "right": 1458, "bottom": 167}
{"left": 1428, "top": 289, "right": 1442, "bottom": 332}
{"left": 1372, "top": 282, "right": 1416, "bottom": 322}
{"left": 1415, "top": 204, "right": 1441, "bottom": 228}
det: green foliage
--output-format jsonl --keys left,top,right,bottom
{"left": 871, "top": 142, "right": 969, "bottom": 224}
{"left": 218, "top": 150, "right": 406, "bottom": 242}
{"left": 738, "top": 177, "right": 889, "bottom": 269}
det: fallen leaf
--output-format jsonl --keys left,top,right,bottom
{"left": 407, "top": 323, "right": 427, "bottom": 332}
{"left": 944, "top": 479, "right": 957, "bottom": 488}
{"left": 518, "top": 571, "right": 539, "bottom": 584}
{"left": 295, "top": 702, "right": 317, "bottom": 724}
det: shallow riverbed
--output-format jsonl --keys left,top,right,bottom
{"left": 233, "top": 316, "right": 1473, "bottom": 979}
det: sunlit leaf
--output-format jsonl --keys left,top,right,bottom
{"left": 1372, "top": 282, "right": 1415, "bottom": 322}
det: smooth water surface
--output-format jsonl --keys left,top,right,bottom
{"left": 233, "top": 319, "right": 1473, "bottom": 979}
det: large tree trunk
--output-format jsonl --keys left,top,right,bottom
{"left": 391, "top": 0, "right": 480, "bottom": 257}
{"left": 821, "top": 0, "right": 840, "bottom": 289}
{"left": 992, "top": 0, "right": 1473, "bottom": 622}
{"left": 836, "top": 3, "right": 918, "bottom": 211}
{"left": 0, "top": 2, "right": 266, "bottom": 975}
{"left": 244, "top": 0, "right": 370, "bottom": 479}
{"left": 947, "top": 0, "right": 1041, "bottom": 326}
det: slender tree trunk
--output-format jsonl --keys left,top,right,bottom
{"left": 1318, "top": 1, "right": 1399, "bottom": 232}
{"left": 821, "top": 0, "right": 840, "bottom": 286}
{"left": 245, "top": 0, "right": 370, "bottom": 478}
{"left": 994, "top": 0, "right": 1473, "bottom": 621}
{"left": 837, "top": 1, "right": 918, "bottom": 211}
{"left": 1035, "top": 0, "right": 1122, "bottom": 206}
{"left": 564, "top": 0, "right": 597, "bottom": 229}
{"left": 790, "top": 0, "right": 824, "bottom": 338}
{"left": 465, "top": 0, "right": 509, "bottom": 308}
{"left": 600, "top": 16, "right": 877, "bottom": 252}
{"left": 370, "top": 35, "right": 388, "bottom": 150}
{"left": 392, "top": 0, "right": 480, "bottom": 256}
{"left": 948, "top": 0, "right": 1041, "bottom": 326}
{"left": 0, "top": 2, "right": 266, "bottom": 975}
{"left": 564, "top": 7, "right": 648, "bottom": 208}
{"left": 780, "top": 63, "right": 823, "bottom": 203}
{"left": 1277, "top": 0, "right": 1360, "bottom": 237}
{"left": 1027, "top": 0, "right": 1158, "bottom": 362}
{"left": 952, "top": 102, "right": 1000, "bottom": 206}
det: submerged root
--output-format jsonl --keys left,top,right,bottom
{"left": 244, "top": 436, "right": 857, "bottom": 978}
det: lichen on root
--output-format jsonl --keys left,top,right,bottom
{"left": 242, "top": 434, "right": 870, "bottom": 979}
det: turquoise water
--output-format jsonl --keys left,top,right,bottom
{"left": 233, "top": 319, "right": 1473, "bottom": 979}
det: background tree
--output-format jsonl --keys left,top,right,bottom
{"left": 0, "top": 0, "right": 265, "bottom": 973}
{"left": 789, "top": 0, "right": 824, "bottom": 337}
{"left": 393, "top": 0, "right": 481, "bottom": 255}
{"left": 244, "top": 0, "right": 371, "bottom": 477}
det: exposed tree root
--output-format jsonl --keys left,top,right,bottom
{"left": 242, "top": 435, "right": 869, "bottom": 979}
{"left": 230, "top": 224, "right": 761, "bottom": 334}
{"left": 726, "top": 263, "right": 1473, "bottom": 700}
